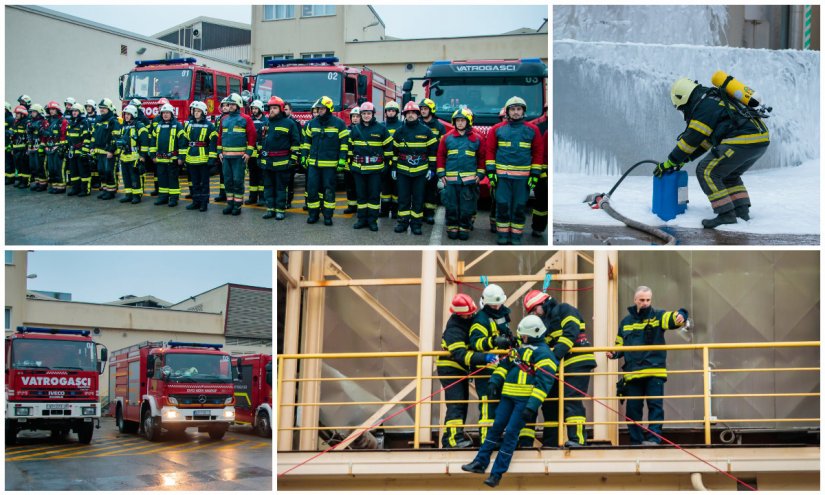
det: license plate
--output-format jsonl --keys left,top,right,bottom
{"left": 46, "top": 404, "right": 70, "bottom": 410}
{"left": 192, "top": 410, "right": 211, "bottom": 417}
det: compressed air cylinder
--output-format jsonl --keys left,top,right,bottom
{"left": 711, "top": 70, "right": 760, "bottom": 108}
{"left": 652, "top": 170, "right": 688, "bottom": 221}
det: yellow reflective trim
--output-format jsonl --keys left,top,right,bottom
{"left": 721, "top": 132, "right": 769, "bottom": 145}
{"left": 565, "top": 354, "right": 595, "bottom": 366}
{"left": 534, "top": 358, "right": 557, "bottom": 371}
{"left": 557, "top": 336, "right": 575, "bottom": 349}
{"left": 677, "top": 139, "right": 697, "bottom": 154}
{"left": 688, "top": 119, "right": 713, "bottom": 136}
{"left": 518, "top": 142, "right": 531, "bottom": 148}
{"left": 447, "top": 341, "right": 466, "bottom": 351}
{"left": 625, "top": 368, "right": 668, "bottom": 381}
{"left": 561, "top": 315, "right": 582, "bottom": 328}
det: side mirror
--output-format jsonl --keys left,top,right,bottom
{"left": 119, "top": 74, "right": 126, "bottom": 99}
{"left": 402, "top": 79, "right": 414, "bottom": 93}
{"left": 98, "top": 345, "right": 108, "bottom": 375}
{"left": 265, "top": 362, "right": 272, "bottom": 386}
{"left": 146, "top": 355, "right": 155, "bottom": 378}
{"left": 235, "top": 357, "right": 243, "bottom": 381}
{"left": 357, "top": 96, "right": 367, "bottom": 105}
{"left": 357, "top": 74, "right": 368, "bottom": 98}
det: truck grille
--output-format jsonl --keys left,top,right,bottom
{"left": 170, "top": 394, "right": 231, "bottom": 406}
{"left": 42, "top": 409, "right": 72, "bottom": 416}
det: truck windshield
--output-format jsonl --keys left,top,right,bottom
{"left": 255, "top": 72, "right": 343, "bottom": 111}
{"left": 164, "top": 353, "right": 233, "bottom": 383}
{"left": 11, "top": 340, "right": 96, "bottom": 371}
{"left": 125, "top": 69, "right": 193, "bottom": 100}
{"left": 429, "top": 76, "right": 544, "bottom": 124}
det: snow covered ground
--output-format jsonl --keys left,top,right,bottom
{"left": 554, "top": 159, "right": 820, "bottom": 235}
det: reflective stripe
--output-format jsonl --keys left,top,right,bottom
{"left": 557, "top": 336, "right": 574, "bottom": 349}
{"left": 688, "top": 119, "right": 713, "bottom": 136}
{"left": 534, "top": 358, "right": 557, "bottom": 371}
{"left": 565, "top": 354, "right": 595, "bottom": 366}
{"left": 677, "top": 139, "right": 697, "bottom": 154}
{"left": 625, "top": 368, "right": 668, "bottom": 381}
{"left": 721, "top": 132, "right": 769, "bottom": 145}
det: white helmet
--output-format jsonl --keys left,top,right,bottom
{"left": 85, "top": 99, "right": 96, "bottom": 108}
{"left": 122, "top": 105, "right": 139, "bottom": 118}
{"left": 517, "top": 315, "right": 546, "bottom": 340}
{"left": 481, "top": 284, "right": 507, "bottom": 306}
{"left": 160, "top": 103, "right": 175, "bottom": 114}
{"left": 190, "top": 101, "right": 208, "bottom": 114}
{"left": 64, "top": 97, "right": 76, "bottom": 105}
{"left": 250, "top": 100, "right": 264, "bottom": 112}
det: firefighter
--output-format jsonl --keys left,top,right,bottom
{"left": 302, "top": 96, "right": 349, "bottom": 226}
{"left": 26, "top": 103, "right": 49, "bottom": 192}
{"left": 182, "top": 101, "right": 217, "bottom": 212}
{"left": 17, "top": 94, "right": 32, "bottom": 113}
{"left": 148, "top": 97, "right": 171, "bottom": 197}
{"left": 469, "top": 284, "right": 513, "bottom": 444}
{"left": 63, "top": 97, "right": 76, "bottom": 115}
{"left": 391, "top": 101, "right": 438, "bottom": 235}
{"left": 437, "top": 107, "right": 485, "bottom": 241}
{"left": 83, "top": 99, "right": 100, "bottom": 190}
{"left": 283, "top": 101, "right": 302, "bottom": 209}
{"left": 259, "top": 95, "right": 301, "bottom": 220}
{"left": 519, "top": 290, "right": 596, "bottom": 448}
{"left": 65, "top": 103, "right": 91, "bottom": 197}
{"left": 89, "top": 98, "right": 120, "bottom": 199}
{"left": 213, "top": 98, "right": 230, "bottom": 203}
{"left": 217, "top": 93, "right": 256, "bottom": 215}
{"left": 149, "top": 103, "right": 186, "bottom": 207}
{"left": 349, "top": 102, "right": 393, "bottom": 232}
{"left": 462, "top": 315, "right": 558, "bottom": 488}
{"left": 607, "top": 286, "right": 688, "bottom": 445}
{"left": 5, "top": 102, "right": 15, "bottom": 185}
{"left": 129, "top": 98, "right": 150, "bottom": 126}
{"left": 486, "top": 96, "right": 543, "bottom": 245}
{"left": 380, "top": 100, "right": 402, "bottom": 219}
{"left": 116, "top": 104, "right": 149, "bottom": 204}
{"left": 661, "top": 78, "right": 770, "bottom": 228}
{"left": 342, "top": 107, "right": 361, "bottom": 215}
{"left": 246, "top": 99, "right": 267, "bottom": 206}
{"left": 43, "top": 101, "right": 68, "bottom": 194}
{"left": 11, "top": 105, "right": 30, "bottom": 189}
{"left": 488, "top": 106, "right": 508, "bottom": 234}
{"left": 419, "top": 98, "right": 450, "bottom": 224}
{"left": 530, "top": 111, "right": 548, "bottom": 238}
{"left": 437, "top": 293, "right": 497, "bottom": 449}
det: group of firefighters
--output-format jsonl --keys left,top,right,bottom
{"left": 439, "top": 285, "right": 688, "bottom": 487}
{"left": 5, "top": 93, "right": 547, "bottom": 244}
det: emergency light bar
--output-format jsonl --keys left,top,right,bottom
{"left": 265, "top": 57, "right": 339, "bottom": 68}
{"left": 135, "top": 57, "right": 197, "bottom": 67}
{"left": 167, "top": 341, "right": 223, "bottom": 350}
{"left": 17, "top": 326, "right": 91, "bottom": 337}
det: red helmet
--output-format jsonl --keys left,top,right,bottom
{"left": 158, "top": 98, "right": 170, "bottom": 105}
{"left": 523, "top": 290, "right": 550, "bottom": 313}
{"left": 14, "top": 105, "right": 28, "bottom": 116}
{"left": 46, "top": 100, "right": 62, "bottom": 113}
{"left": 449, "top": 293, "right": 478, "bottom": 316}
{"left": 403, "top": 101, "right": 420, "bottom": 114}
{"left": 266, "top": 96, "right": 285, "bottom": 111}
{"left": 359, "top": 102, "right": 375, "bottom": 112}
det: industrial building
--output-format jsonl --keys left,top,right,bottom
{"left": 152, "top": 16, "right": 252, "bottom": 65}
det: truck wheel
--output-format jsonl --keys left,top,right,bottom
{"left": 142, "top": 408, "right": 161, "bottom": 442}
{"left": 256, "top": 411, "right": 272, "bottom": 438}
{"left": 117, "top": 406, "right": 138, "bottom": 434}
{"left": 208, "top": 427, "right": 227, "bottom": 440}
{"left": 77, "top": 422, "right": 94, "bottom": 444}
{"left": 5, "top": 420, "right": 17, "bottom": 446}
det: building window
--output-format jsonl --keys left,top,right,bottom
{"left": 263, "top": 5, "right": 295, "bottom": 21}
{"left": 300, "top": 52, "right": 335, "bottom": 59}
{"left": 5, "top": 308, "right": 10, "bottom": 331}
{"left": 262, "top": 54, "right": 294, "bottom": 66}
{"left": 5, "top": 251, "right": 13, "bottom": 265}
{"left": 302, "top": 5, "right": 336, "bottom": 17}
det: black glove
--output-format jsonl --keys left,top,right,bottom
{"left": 493, "top": 334, "right": 513, "bottom": 349}
{"left": 521, "top": 407, "right": 536, "bottom": 423}
{"left": 616, "top": 377, "right": 627, "bottom": 405}
{"left": 487, "top": 381, "right": 501, "bottom": 402}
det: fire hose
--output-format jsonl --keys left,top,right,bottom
{"left": 584, "top": 160, "right": 676, "bottom": 245}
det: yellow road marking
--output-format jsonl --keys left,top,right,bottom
{"left": 44, "top": 438, "right": 143, "bottom": 460}
{"left": 6, "top": 437, "right": 139, "bottom": 461}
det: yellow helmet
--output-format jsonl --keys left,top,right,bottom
{"left": 385, "top": 101, "right": 400, "bottom": 112}
{"left": 419, "top": 98, "right": 436, "bottom": 114}
{"left": 313, "top": 96, "right": 334, "bottom": 112}
{"left": 451, "top": 107, "right": 473, "bottom": 127}
{"left": 30, "top": 103, "right": 45, "bottom": 115}
{"left": 98, "top": 98, "right": 116, "bottom": 111}
{"left": 505, "top": 96, "right": 527, "bottom": 111}
{"left": 671, "top": 78, "right": 699, "bottom": 109}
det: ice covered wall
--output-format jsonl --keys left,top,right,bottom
{"left": 554, "top": 41, "right": 820, "bottom": 175}
{"left": 554, "top": 5, "right": 729, "bottom": 46}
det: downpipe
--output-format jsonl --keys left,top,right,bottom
{"left": 691, "top": 472, "right": 710, "bottom": 491}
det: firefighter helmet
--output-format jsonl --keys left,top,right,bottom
{"left": 313, "top": 96, "right": 334, "bottom": 112}
{"left": 190, "top": 101, "right": 207, "bottom": 115}
{"left": 517, "top": 315, "right": 547, "bottom": 340}
{"left": 350, "top": 106, "right": 360, "bottom": 115}
{"left": 64, "top": 97, "right": 76, "bottom": 106}
{"left": 129, "top": 98, "right": 142, "bottom": 108}
{"left": 5, "top": 101, "right": 12, "bottom": 113}
{"left": 122, "top": 105, "right": 139, "bottom": 118}
{"left": 158, "top": 98, "right": 170, "bottom": 106}
{"left": 385, "top": 101, "right": 400, "bottom": 112}
{"left": 523, "top": 290, "right": 550, "bottom": 313}
{"left": 359, "top": 102, "right": 375, "bottom": 113}
{"left": 228, "top": 93, "right": 243, "bottom": 107}
{"left": 159, "top": 103, "right": 175, "bottom": 114}
{"left": 499, "top": 107, "right": 506, "bottom": 118}
{"left": 265, "top": 96, "right": 285, "bottom": 111}
{"left": 71, "top": 103, "right": 85, "bottom": 114}
{"left": 419, "top": 98, "right": 437, "bottom": 114}
{"left": 250, "top": 99, "right": 265, "bottom": 112}
{"left": 85, "top": 99, "right": 96, "bottom": 108}
{"left": 30, "top": 103, "right": 45, "bottom": 115}
{"left": 14, "top": 105, "right": 28, "bottom": 116}
{"left": 451, "top": 107, "right": 474, "bottom": 127}
{"left": 402, "top": 101, "right": 420, "bottom": 114}
{"left": 671, "top": 77, "right": 699, "bottom": 109}
{"left": 481, "top": 284, "right": 507, "bottom": 306}
{"left": 449, "top": 293, "right": 478, "bottom": 316}
{"left": 17, "top": 95, "right": 31, "bottom": 107}
{"left": 45, "top": 101, "right": 62, "bottom": 113}
{"left": 98, "top": 98, "right": 116, "bottom": 111}
{"left": 505, "top": 96, "right": 527, "bottom": 111}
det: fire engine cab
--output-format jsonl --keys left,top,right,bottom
{"left": 5, "top": 327, "right": 108, "bottom": 445}
{"left": 232, "top": 353, "right": 272, "bottom": 437}
{"left": 119, "top": 57, "right": 244, "bottom": 121}
{"left": 248, "top": 57, "right": 399, "bottom": 125}
{"left": 110, "top": 341, "right": 240, "bottom": 441}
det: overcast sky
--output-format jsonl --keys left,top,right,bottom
{"left": 25, "top": 251, "right": 272, "bottom": 304}
{"left": 43, "top": 4, "right": 547, "bottom": 39}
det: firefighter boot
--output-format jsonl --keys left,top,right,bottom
{"left": 244, "top": 191, "right": 258, "bottom": 206}
{"left": 461, "top": 461, "right": 486, "bottom": 474}
{"left": 222, "top": 203, "right": 234, "bottom": 215}
{"left": 262, "top": 210, "right": 276, "bottom": 219}
{"left": 411, "top": 224, "right": 423, "bottom": 236}
{"left": 735, "top": 205, "right": 750, "bottom": 221}
{"left": 154, "top": 195, "right": 169, "bottom": 206}
{"left": 369, "top": 220, "right": 378, "bottom": 232}
{"left": 458, "top": 231, "right": 470, "bottom": 241}
{"left": 275, "top": 212, "right": 285, "bottom": 220}
{"left": 701, "top": 211, "right": 737, "bottom": 229}
{"left": 307, "top": 212, "right": 319, "bottom": 224}
{"left": 150, "top": 179, "right": 159, "bottom": 196}
{"left": 344, "top": 204, "right": 357, "bottom": 214}
{"left": 168, "top": 196, "right": 179, "bottom": 207}
{"left": 497, "top": 232, "right": 510, "bottom": 245}
{"left": 119, "top": 193, "right": 133, "bottom": 203}
{"left": 199, "top": 201, "right": 208, "bottom": 212}
{"left": 131, "top": 194, "right": 142, "bottom": 204}
{"left": 67, "top": 183, "right": 79, "bottom": 196}
{"left": 511, "top": 234, "right": 523, "bottom": 245}
{"left": 231, "top": 203, "right": 242, "bottom": 216}
{"left": 394, "top": 221, "right": 408, "bottom": 233}
{"left": 353, "top": 218, "right": 368, "bottom": 229}
{"left": 186, "top": 201, "right": 199, "bottom": 210}
{"left": 323, "top": 216, "right": 333, "bottom": 226}
{"left": 484, "top": 474, "right": 502, "bottom": 488}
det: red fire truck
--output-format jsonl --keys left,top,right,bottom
{"left": 402, "top": 58, "right": 548, "bottom": 134}
{"left": 5, "top": 327, "right": 108, "bottom": 445}
{"left": 247, "top": 57, "right": 400, "bottom": 125}
{"left": 118, "top": 57, "right": 244, "bottom": 121}
{"left": 109, "top": 341, "right": 240, "bottom": 441}
{"left": 232, "top": 353, "right": 272, "bottom": 437}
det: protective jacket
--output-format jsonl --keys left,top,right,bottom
{"left": 614, "top": 305, "right": 688, "bottom": 381}
{"left": 182, "top": 119, "right": 218, "bottom": 165}
{"left": 349, "top": 120, "right": 393, "bottom": 174}
{"left": 116, "top": 120, "right": 149, "bottom": 161}
{"left": 489, "top": 341, "right": 558, "bottom": 410}
{"left": 259, "top": 113, "right": 302, "bottom": 170}
{"left": 301, "top": 113, "right": 349, "bottom": 167}
{"left": 436, "top": 128, "right": 485, "bottom": 184}
{"left": 150, "top": 116, "right": 186, "bottom": 163}
{"left": 485, "top": 119, "right": 543, "bottom": 179}
{"left": 392, "top": 120, "right": 437, "bottom": 176}
{"left": 469, "top": 305, "right": 513, "bottom": 353}
{"left": 90, "top": 111, "right": 119, "bottom": 155}
{"left": 437, "top": 314, "right": 491, "bottom": 373}
{"left": 218, "top": 110, "right": 256, "bottom": 156}
{"left": 540, "top": 299, "right": 596, "bottom": 372}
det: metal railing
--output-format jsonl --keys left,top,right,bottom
{"left": 277, "top": 341, "right": 820, "bottom": 450}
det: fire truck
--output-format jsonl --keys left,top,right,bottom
{"left": 402, "top": 58, "right": 548, "bottom": 133}
{"left": 5, "top": 327, "right": 108, "bottom": 445}
{"left": 109, "top": 341, "right": 240, "bottom": 441}
{"left": 118, "top": 57, "right": 244, "bottom": 121}
{"left": 232, "top": 353, "right": 272, "bottom": 438}
{"left": 247, "top": 57, "right": 400, "bottom": 125}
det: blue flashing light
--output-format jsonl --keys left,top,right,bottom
{"left": 520, "top": 58, "right": 543, "bottom": 63}
{"left": 135, "top": 57, "right": 197, "bottom": 67}
{"left": 432, "top": 60, "right": 451, "bottom": 65}
{"left": 265, "top": 56, "right": 340, "bottom": 68}
{"left": 17, "top": 326, "right": 90, "bottom": 337}
{"left": 167, "top": 341, "right": 224, "bottom": 350}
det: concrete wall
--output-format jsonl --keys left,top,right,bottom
{"left": 169, "top": 284, "right": 230, "bottom": 314}
{"left": 5, "top": 6, "right": 250, "bottom": 109}
{"left": 4, "top": 251, "right": 28, "bottom": 332}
